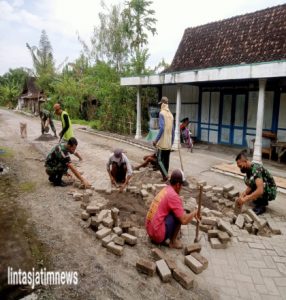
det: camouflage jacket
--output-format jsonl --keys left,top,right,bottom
{"left": 45, "top": 144, "right": 71, "bottom": 172}
{"left": 244, "top": 163, "right": 277, "bottom": 201}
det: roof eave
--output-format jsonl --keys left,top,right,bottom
{"left": 120, "top": 60, "right": 286, "bottom": 86}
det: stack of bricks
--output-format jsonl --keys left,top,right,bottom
{"left": 136, "top": 247, "right": 204, "bottom": 290}
{"left": 79, "top": 202, "right": 138, "bottom": 256}
{"left": 232, "top": 209, "right": 277, "bottom": 236}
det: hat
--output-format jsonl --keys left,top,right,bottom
{"left": 114, "top": 148, "right": 123, "bottom": 158}
{"left": 158, "top": 96, "right": 168, "bottom": 105}
{"left": 170, "top": 169, "right": 184, "bottom": 185}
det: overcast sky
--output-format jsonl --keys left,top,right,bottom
{"left": 0, "top": 0, "right": 285, "bottom": 75}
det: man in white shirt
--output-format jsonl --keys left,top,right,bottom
{"left": 107, "top": 149, "right": 132, "bottom": 192}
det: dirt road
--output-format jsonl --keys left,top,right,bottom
{"left": 0, "top": 109, "right": 213, "bottom": 299}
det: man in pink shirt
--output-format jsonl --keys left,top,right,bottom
{"left": 146, "top": 169, "right": 199, "bottom": 249}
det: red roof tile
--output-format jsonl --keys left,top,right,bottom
{"left": 166, "top": 4, "right": 286, "bottom": 72}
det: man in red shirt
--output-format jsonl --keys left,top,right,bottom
{"left": 146, "top": 169, "right": 199, "bottom": 249}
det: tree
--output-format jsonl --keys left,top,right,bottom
{"left": 79, "top": 2, "right": 129, "bottom": 73}
{"left": 26, "top": 30, "right": 55, "bottom": 92}
{"left": 0, "top": 68, "right": 29, "bottom": 107}
{"left": 123, "top": 0, "right": 157, "bottom": 74}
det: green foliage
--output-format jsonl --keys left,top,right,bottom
{"left": 26, "top": 30, "right": 55, "bottom": 93}
{"left": 0, "top": 68, "right": 29, "bottom": 107}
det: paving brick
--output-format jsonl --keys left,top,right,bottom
{"left": 210, "top": 210, "right": 223, "bottom": 218}
{"left": 121, "top": 221, "right": 131, "bottom": 233}
{"left": 225, "top": 200, "right": 234, "bottom": 208}
{"left": 201, "top": 207, "right": 212, "bottom": 217}
{"left": 248, "top": 242, "right": 266, "bottom": 250}
{"left": 242, "top": 213, "right": 253, "bottom": 224}
{"left": 199, "top": 224, "right": 212, "bottom": 233}
{"left": 140, "top": 189, "right": 149, "bottom": 197}
{"left": 81, "top": 211, "right": 90, "bottom": 221}
{"left": 267, "top": 221, "right": 282, "bottom": 235}
{"left": 80, "top": 202, "right": 88, "bottom": 209}
{"left": 245, "top": 223, "right": 252, "bottom": 233}
{"left": 185, "top": 255, "right": 204, "bottom": 274}
{"left": 218, "top": 231, "right": 231, "bottom": 243}
{"left": 151, "top": 248, "right": 177, "bottom": 270}
{"left": 203, "top": 185, "right": 212, "bottom": 192}
{"left": 73, "top": 192, "right": 83, "bottom": 201}
{"left": 102, "top": 216, "right": 114, "bottom": 228}
{"left": 121, "top": 233, "right": 137, "bottom": 245}
{"left": 245, "top": 209, "right": 267, "bottom": 229}
{"left": 102, "top": 234, "right": 117, "bottom": 247}
{"left": 208, "top": 229, "right": 219, "bottom": 240}
{"left": 197, "top": 180, "right": 207, "bottom": 187}
{"left": 106, "top": 241, "right": 123, "bottom": 256}
{"left": 95, "top": 227, "right": 112, "bottom": 239}
{"left": 113, "top": 227, "right": 122, "bottom": 235}
{"left": 228, "top": 190, "right": 239, "bottom": 199}
{"left": 97, "top": 209, "right": 108, "bottom": 223}
{"left": 211, "top": 196, "right": 219, "bottom": 203}
{"left": 82, "top": 193, "right": 90, "bottom": 203}
{"left": 172, "top": 268, "right": 194, "bottom": 289}
{"left": 235, "top": 214, "right": 245, "bottom": 229}
{"left": 217, "top": 219, "right": 234, "bottom": 236}
{"left": 184, "top": 243, "right": 201, "bottom": 255}
{"left": 191, "top": 252, "right": 208, "bottom": 270}
{"left": 86, "top": 205, "right": 98, "bottom": 214}
{"left": 113, "top": 236, "right": 125, "bottom": 246}
{"left": 210, "top": 237, "right": 227, "bottom": 249}
{"left": 260, "top": 268, "right": 282, "bottom": 277}
{"left": 156, "top": 259, "right": 172, "bottom": 282}
{"left": 212, "top": 186, "right": 223, "bottom": 193}
{"left": 136, "top": 258, "right": 156, "bottom": 276}
{"left": 201, "top": 216, "right": 217, "bottom": 226}
{"left": 223, "top": 184, "right": 234, "bottom": 192}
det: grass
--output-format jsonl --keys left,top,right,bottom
{"left": 19, "top": 182, "right": 36, "bottom": 193}
{"left": 0, "top": 146, "right": 14, "bottom": 158}
{"left": 72, "top": 119, "right": 101, "bottom": 130}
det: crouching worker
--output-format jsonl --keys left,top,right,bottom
{"left": 236, "top": 151, "right": 277, "bottom": 215}
{"left": 45, "top": 137, "right": 90, "bottom": 188}
{"left": 146, "top": 169, "right": 200, "bottom": 249}
{"left": 107, "top": 149, "right": 132, "bottom": 192}
{"left": 134, "top": 151, "right": 158, "bottom": 171}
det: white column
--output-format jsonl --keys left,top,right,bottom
{"left": 135, "top": 86, "right": 142, "bottom": 139}
{"left": 253, "top": 79, "right": 267, "bottom": 163}
{"left": 173, "top": 85, "right": 182, "bottom": 150}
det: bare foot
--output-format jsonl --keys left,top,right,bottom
{"left": 169, "top": 239, "right": 183, "bottom": 249}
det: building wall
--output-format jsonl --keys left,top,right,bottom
{"left": 162, "top": 85, "right": 199, "bottom": 136}
{"left": 162, "top": 84, "right": 286, "bottom": 146}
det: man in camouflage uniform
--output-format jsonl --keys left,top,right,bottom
{"left": 39, "top": 109, "right": 57, "bottom": 137}
{"left": 236, "top": 151, "right": 277, "bottom": 215}
{"left": 45, "top": 137, "right": 90, "bottom": 188}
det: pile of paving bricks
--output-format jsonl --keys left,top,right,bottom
{"left": 70, "top": 189, "right": 139, "bottom": 256}
{"left": 136, "top": 244, "right": 208, "bottom": 290}
{"left": 196, "top": 180, "right": 282, "bottom": 237}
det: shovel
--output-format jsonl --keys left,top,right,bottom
{"left": 194, "top": 184, "right": 203, "bottom": 243}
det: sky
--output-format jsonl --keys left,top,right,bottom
{"left": 0, "top": 0, "right": 285, "bottom": 75}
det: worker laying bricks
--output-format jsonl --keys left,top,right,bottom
{"left": 145, "top": 169, "right": 200, "bottom": 249}
{"left": 45, "top": 137, "right": 90, "bottom": 188}
{"left": 53, "top": 103, "right": 83, "bottom": 161}
{"left": 39, "top": 108, "right": 57, "bottom": 137}
{"left": 107, "top": 148, "right": 132, "bottom": 192}
{"left": 235, "top": 151, "right": 277, "bottom": 215}
{"left": 134, "top": 151, "right": 158, "bottom": 171}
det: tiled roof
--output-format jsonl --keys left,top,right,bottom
{"left": 166, "top": 4, "right": 286, "bottom": 72}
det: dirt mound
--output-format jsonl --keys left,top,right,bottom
{"left": 35, "top": 134, "right": 57, "bottom": 141}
